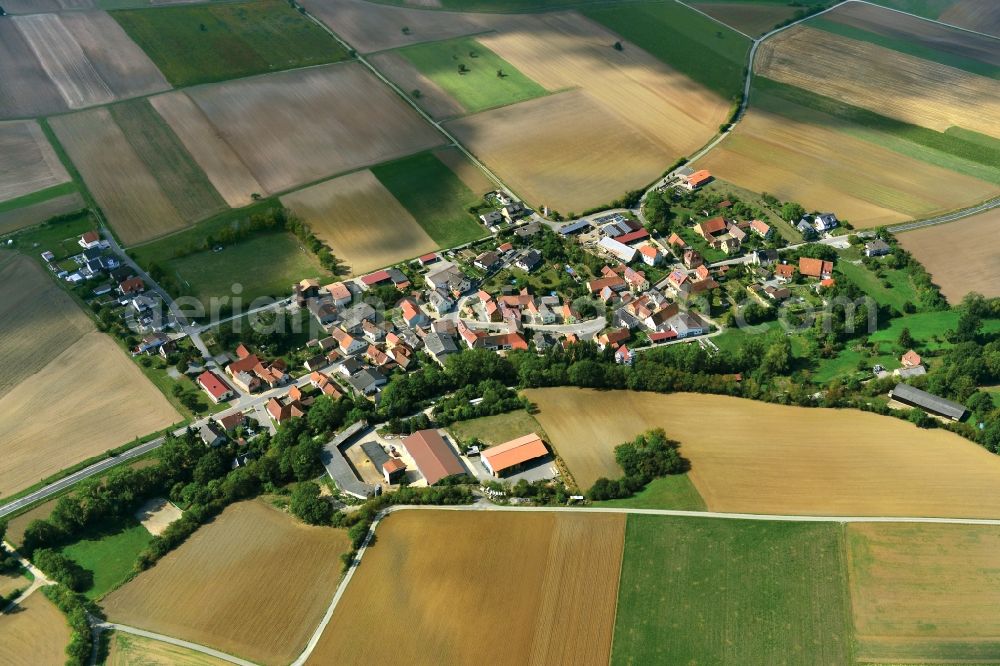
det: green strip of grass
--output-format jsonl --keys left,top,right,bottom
{"left": 60, "top": 518, "right": 153, "bottom": 599}
{"left": 593, "top": 474, "right": 706, "bottom": 511}
{"left": 810, "top": 18, "right": 998, "bottom": 78}
{"left": 371, "top": 152, "right": 487, "bottom": 248}
{"left": 753, "top": 77, "right": 1000, "bottom": 169}
{"left": 0, "top": 182, "right": 78, "bottom": 215}
{"left": 945, "top": 126, "right": 1000, "bottom": 151}
{"left": 837, "top": 261, "right": 921, "bottom": 313}
{"left": 584, "top": 1, "right": 751, "bottom": 100}
{"left": 611, "top": 515, "right": 853, "bottom": 665}
{"left": 397, "top": 37, "right": 547, "bottom": 114}
{"left": 111, "top": 0, "right": 349, "bottom": 87}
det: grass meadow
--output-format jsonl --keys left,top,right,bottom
{"left": 60, "top": 518, "right": 153, "bottom": 599}
{"left": 611, "top": 515, "right": 853, "bottom": 665}
{"left": 594, "top": 474, "right": 707, "bottom": 511}
{"left": 447, "top": 409, "right": 546, "bottom": 447}
{"left": 112, "top": 0, "right": 349, "bottom": 87}
{"left": 372, "top": 151, "right": 487, "bottom": 248}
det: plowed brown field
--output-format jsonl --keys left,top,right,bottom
{"left": 0, "top": 120, "right": 70, "bottom": 203}
{"left": 307, "top": 509, "right": 625, "bottom": 666}
{"left": 369, "top": 51, "right": 464, "bottom": 120}
{"left": 940, "top": 0, "right": 1000, "bottom": 37}
{"left": 525, "top": 387, "right": 1000, "bottom": 518}
{"left": 102, "top": 500, "right": 351, "bottom": 666}
{"left": 0, "top": 594, "right": 71, "bottom": 666}
{"left": 433, "top": 146, "right": 494, "bottom": 195}
{"left": 692, "top": 2, "right": 798, "bottom": 36}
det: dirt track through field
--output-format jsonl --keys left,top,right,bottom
{"left": 526, "top": 388, "right": 1000, "bottom": 519}
{"left": 0, "top": 120, "right": 70, "bottom": 203}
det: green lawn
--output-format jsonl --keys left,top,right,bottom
{"left": 8, "top": 209, "right": 96, "bottom": 261}
{"left": 594, "top": 474, "right": 706, "bottom": 511}
{"left": 611, "top": 515, "right": 853, "bottom": 665}
{"left": 372, "top": 152, "right": 487, "bottom": 248}
{"left": 448, "top": 410, "right": 546, "bottom": 447}
{"left": 812, "top": 346, "right": 899, "bottom": 384}
{"left": 166, "top": 231, "right": 327, "bottom": 303}
{"left": 397, "top": 37, "right": 547, "bottom": 114}
{"left": 837, "top": 261, "right": 920, "bottom": 314}
{"left": 809, "top": 18, "right": 997, "bottom": 79}
{"left": 584, "top": 2, "right": 751, "bottom": 100}
{"left": 112, "top": 0, "right": 349, "bottom": 87}
{"left": 60, "top": 519, "right": 153, "bottom": 599}
{"left": 0, "top": 182, "right": 78, "bottom": 216}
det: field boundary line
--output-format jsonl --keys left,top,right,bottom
{"left": 673, "top": 0, "right": 753, "bottom": 40}
{"left": 852, "top": 0, "right": 1000, "bottom": 41}
{"left": 96, "top": 623, "right": 258, "bottom": 666}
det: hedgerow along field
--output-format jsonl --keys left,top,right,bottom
{"left": 371, "top": 151, "right": 488, "bottom": 248}
{"left": 847, "top": 522, "right": 1000, "bottom": 662}
{"left": 611, "top": 515, "right": 852, "bottom": 665}
{"left": 101, "top": 500, "right": 351, "bottom": 666}
{"left": 111, "top": 0, "right": 350, "bottom": 87}
{"left": 280, "top": 169, "right": 438, "bottom": 277}
{"left": 308, "top": 510, "right": 625, "bottom": 665}
{"left": 394, "top": 36, "right": 547, "bottom": 114}
{"left": 524, "top": 387, "right": 1000, "bottom": 518}
{"left": 0, "top": 593, "right": 72, "bottom": 666}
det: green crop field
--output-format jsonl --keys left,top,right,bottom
{"left": 397, "top": 37, "right": 547, "bottom": 114}
{"left": 112, "top": 0, "right": 350, "bottom": 87}
{"left": 611, "top": 515, "right": 853, "bottom": 665}
{"left": 109, "top": 99, "right": 226, "bottom": 223}
{"left": 584, "top": 2, "right": 751, "bottom": 100}
{"left": 809, "top": 18, "right": 998, "bottom": 78}
{"left": 60, "top": 519, "right": 152, "bottom": 599}
{"left": 372, "top": 152, "right": 487, "bottom": 248}
{"left": 594, "top": 474, "right": 707, "bottom": 511}
{"left": 166, "top": 231, "right": 327, "bottom": 303}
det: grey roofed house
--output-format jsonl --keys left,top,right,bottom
{"left": 424, "top": 330, "right": 458, "bottom": 363}
{"left": 889, "top": 383, "right": 966, "bottom": 421}
{"left": 386, "top": 268, "right": 409, "bottom": 285}
{"left": 429, "top": 288, "right": 454, "bottom": 314}
{"left": 895, "top": 365, "right": 927, "bottom": 379}
{"left": 796, "top": 219, "right": 815, "bottom": 235}
{"left": 864, "top": 239, "right": 892, "bottom": 257}
{"left": 340, "top": 357, "right": 364, "bottom": 376}
{"left": 753, "top": 249, "right": 779, "bottom": 265}
{"left": 199, "top": 421, "right": 227, "bottom": 447}
{"left": 82, "top": 247, "right": 103, "bottom": 262}
{"left": 515, "top": 221, "right": 542, "bottom": 237}
{"left": 515, "top": 249, "right": 542, "bottom": 272}
{"left": 348, "top": 368, "right": 387, "bottom": 395}
{"left": 361, "top": 441, "right": 390, "bottom": 471}
{"left": 341, "top": 302, "right": 377, "bottom": 333}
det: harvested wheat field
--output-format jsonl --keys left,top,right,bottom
{"left": 0, "top": 253, "right": 94, "bottom": 400}
{"left": 0, "top": 192, "right": 85, "bottom": 237}
{"left": 150, "top": 91, "right": 264, "bottom": 208}
{"left": 299, "top": 0, "right": 491, "bottom": 53}
{"left": 692, "top": 2, "right": 798, "bottom": 36}
{"left": 757, "top": 26, "right": 1000, "bottom": 136}
{"left": 106, "top": 632, "right": 231, "bottom": 666}
{"left": 309, "top": 509, "right": 625, "bottom": 666}
{"left": 448, "top": 90, "right": 673, "bottom": 213}
{"left": 898, "top": 209, "right": 1000, "bottom": 302}
{"left": 0, "top": 594, "right": 71, "bottom": 666}
{"left": 0, "top": 120, "right": 70, "bottom": 204}
{"left": 0, "top": 331, "right": 179, "bottom": 498}
{"left": 697, "top": 105, "right": 998, "bottom": 226}
{"left": 478, "top": 11, "right": 728, "bottom": 160}
{"left": 0, "top": 11, "right": 167, "bottom": 118}
{"left": 847, "top": 522, "right": 1000, "bottom": 662}
{"left": 369, "top": 51, "right": 465, "bottom": 119}
{"left": 102, "top": 500, "right": 350, "bottom": 666}
{"left": 49, "top": 108, "right": 186, "bottom": 245}
{"left": 940, "top": 0, "right": 1000, "bottom": 37}
{"left": 525, "top": 387, "right": 1000, "bottom": 518}
{"left": 281, "top": 170, "right": 437, "bottom": 276}
{"left": 433, "top": 146, "right": 494, "bottom": 195}
{"left": 182, "top": 63, "right": 444, "bottom": 195}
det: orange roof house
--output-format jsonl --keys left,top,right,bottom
{"left": 774, "top": 263, "right": 795, "bottom": 280}
{"left": 901, "top": 349, "right": 922, "bottom": 368}
{"left": 695, "top": 216, "right": 727, "bottom": 240}
{"left": 684, "top": 170, "right": 712, "bottom": 190}
{"left": 402, "top": 430, "right": 465, "bottom": 485}
{"left": 667, "top": 232, "right": 687, "bottom": 248}
{"left": 481, "top": 433, "right": 548, "bottom": 477}
{"left": 799, "top": 257, "right": 834, "bottom": 279}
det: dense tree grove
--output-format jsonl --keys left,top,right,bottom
{"left": 588, "top": 429, "right": 688, "bottom": 500}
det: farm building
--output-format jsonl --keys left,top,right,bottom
{"left": 682, "top": 169, "right": 712, "bottom": 191}
{"left": 598, "top": 237, "right": 637, "bottom": 263}
{"left": 383, "top": 458, "right": 407, "bottom": 484}
{"left": 198, "top": 371, "right": 233, "bottom": 404}
{"left": 402, "top": 429, "right": 465, "bottom": 485}
{"left": 481, "top": 433, "right": 549, "bottom": 477}
{"left": 889, "top": 383, "right": 966, "bottom": 421}
{"left": 323, "top": 422, "right": 377, "bottom": 499}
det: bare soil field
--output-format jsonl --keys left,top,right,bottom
{"left": 697, "top": 105, "right": 997, "bottom": 227}
{"left": 102, "top": 500, "right": 350, "bottom": 666}
{"left": 5, "top": 498, "right": 57, "bottom": 546}
{"left": 0, "top": 192, "right": 85, "bottom": 237}
{"left": 107, "top": 632, "right": 231, "bottom": 666}
{"left": 824, "top": 1, "right": 1000, "bottom": 67}
{"left": 433, "top": 146, "right": 494, "bottom": 195}
{"left": 134, "top": 497, "right": 183, "bottom": 537}
{"left": 477, "top": 11, "right": 729, "bottom": 160}
{"left": 0, "top": 121, "right": 70, "bottom": 203}
{"left": 757, "top": 26, "right": 1000, "bottom": 136}
{"left": 0, "top": 19, "right": 67, "bottom": 119}
{"left": 847, "top": 523, "right": 1000, "bottom": 662}
{"left": 0, "top": 594, "right": 71, "bottom": 666}
{"left": 50, "top": 107, "right": 187, "bottom": 245}
{"left": 1, "top": 0, "right": 94, "bottom": 12}
{"left": 308, "top": 510, "right": 625, "bottom": 665}
{"left": 525, "top": 387, "right": 1000, "bottom": 518}
{"left": 299, "top": 0, "right": 491, "bottom": 53}
{"left": 369, "top": 51, "right": 465, "bottom": 119}
{"left": 0, "top": 253, "right": 94, "bottom": 400}
{"left": 940, "top": 0, "right": 1000, "bottom": 37}
{"left": 183, "top": 63, "right": 445, "bottom": 195}
{"left": 149, "top": 91, "right": 263, "bottom": 208}
{"left": 897, "top": 209, "right": 1000, "bottom": 302}
{"left": 281, "top": 169, "right": 437, "bottom": 276}
{"left": 5, "top": 12, "right": 167, "bottom": 115}
{"left": 692, "top": 2, "right": 798, "bottom": 36}
{"left": 0, "top": 331, "right": 179, "bottom": 498}
{"left": 447, "top": 89, "right": 673, "bottom": 213}
{"left": 0, "top": 571, "right": 26, "bottom": 599}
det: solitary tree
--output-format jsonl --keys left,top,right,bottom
{"left": 401, "top": 25, "right": 410, "bottom": 34}
{"left": 412, "top": 88, "right": 422, "bottom": 99}
{"left": 458, "top": 63, "right": 469, "bottom": 74}
{"left": 613, "top": 41, "right": 623, "bottom": 51}
{"left": 898, "top": 327, "right": 914, "bottom": 349}
{"left": 496, "top": 68, "right": 505, "bottom": 78}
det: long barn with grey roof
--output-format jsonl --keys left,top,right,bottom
{"left": 322, "top": 421, "right": 376, "bottom": 499}
{"left": 889, "top": 383, "right": 966, "bottom": 421}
